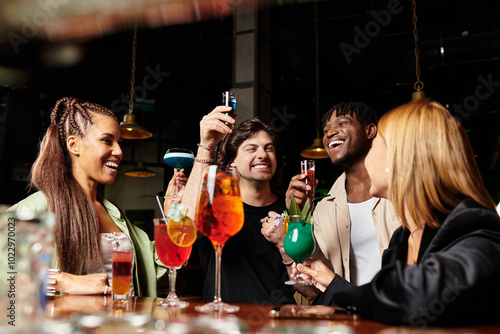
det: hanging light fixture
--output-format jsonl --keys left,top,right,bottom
{"left": 125, "top": 160, "right": 156, "bottom": 177}
{"left": 120, "top": 22, "right": 153, "bottom": 139}
{"left": 411, "top": 0, "right": 426, "bottom": 101}
{"left": 301, "top": 1, "right": 329, "bottom": 159}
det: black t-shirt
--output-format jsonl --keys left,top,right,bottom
{"left": 197, "top": 197, "right": 296, "bottom": 304}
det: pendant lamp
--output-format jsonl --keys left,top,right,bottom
{"left": 120, "top": 22, "right": 153, "bottom": 139}
{"left": 301, "top": 1, "right": 329, "bottom": 159}
{"left": 411, "top": 0, "right": 427, "bottom": 101}
{"left": 125, "top": 160, "right": 156, "bottom": 177}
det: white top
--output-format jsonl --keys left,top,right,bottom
{"left": 348, "top": 198, "right": 381, "bottom": 285}
{"left": 84, "top": 232, "right": 135, "bottom": 296}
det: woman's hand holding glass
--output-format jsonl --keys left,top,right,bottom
{"left": 292, "top": 259, "right": 336, "bottom": 292}
{"left": 164, "top": 169, "right": 188, "bottom": 213}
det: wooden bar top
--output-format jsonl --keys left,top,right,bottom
{"left": 43, "top": 295, "right": 500, "bottom": 333}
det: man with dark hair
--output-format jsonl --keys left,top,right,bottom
{"left": 180, "top": 106, "right": 295, "bottom": 304}
{"left": 262, "top": 102, "right": 400, "bottom": 300}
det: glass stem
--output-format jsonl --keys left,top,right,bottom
{"left": 168, "top": 267, "right": 177, "bottom": 298}
{"left": 214, "top": 244, "right": 222, "bottom": 304}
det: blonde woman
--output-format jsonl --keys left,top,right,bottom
{"left": 295, "top": 99, "right": 500, "bottom": 326}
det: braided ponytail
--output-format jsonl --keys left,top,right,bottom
{"left": 30, "top": 97, "right": 117, "bottom": 274}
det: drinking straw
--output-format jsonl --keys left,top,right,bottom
{"left": 156, "top": 195, "right": 168, "bottom": 221}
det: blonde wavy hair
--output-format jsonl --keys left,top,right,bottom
{"left": 378, "top": 99, "right": 496, "bottom": 229}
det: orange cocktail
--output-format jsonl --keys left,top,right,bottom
{"left": 195, "top": 166, "right": 244, "bottom": 313}
{"left": 196, "top": 172, "right": 244, "bottom": 248}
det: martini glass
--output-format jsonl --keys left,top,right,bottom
{"left": 163, "top": 148, "right": 195, "bottom": 199}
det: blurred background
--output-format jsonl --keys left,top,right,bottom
{"left": 0, "top": 0, "right": 499, "bottom": 294}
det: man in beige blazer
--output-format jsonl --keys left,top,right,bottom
{"left": 262, "top": 102, "right": 400, "bottom": 300}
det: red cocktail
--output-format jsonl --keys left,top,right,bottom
{"left": 154, "top": 216, "right": 195, "bottom": 308}
{"left": 155, "top": 224, "right": 193, "bottom": 268}
{"left": 301, "top": 160, "right": 315, "bottom": 204}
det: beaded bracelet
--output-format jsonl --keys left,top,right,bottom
{"left": 194, "top": 157, "right": 214, "bottom": 164}
{"left": 197, "top": 143, "right": 213, "bottom": 153}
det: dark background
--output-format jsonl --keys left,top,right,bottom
{"left": 1, "top": 0, "right": 499, "bottom": 203}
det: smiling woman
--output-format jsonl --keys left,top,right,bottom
{"left": 8, "top": 97, "right": 169, "bottom": 297}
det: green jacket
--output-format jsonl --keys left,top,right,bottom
{"left": 8, "top": 191, "right": 167, "bottom": 297}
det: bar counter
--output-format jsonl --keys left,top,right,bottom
{"left": 35, "top": 295, "right": 500, "bottom": 333}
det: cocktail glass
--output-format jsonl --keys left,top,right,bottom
{"left": 163, "top": 148, "right": 195, "bottom": 198}
{"left": 112, "top": 251, "right": 133, "bottom": 302}
{"left": 154, "top": 218, "right": 193, "bottom": 308}
{"left": 300, "top": 160, "right": 315, "bottom": 206}
{"left": 195, "top": 166, "right": 244, "bottom": 313}
{"left": 284, "top": 215, "right": 316, "bottom": 285}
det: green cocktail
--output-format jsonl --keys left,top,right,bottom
{"left": 283, "top": 215, "right": 316, "bottom": 285}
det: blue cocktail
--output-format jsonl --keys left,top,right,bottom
{"left": 164, "top": 148, "right": 194, "bottom": 198}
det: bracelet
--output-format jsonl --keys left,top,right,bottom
{"left": 197, "top": 143, "right": 213, "bottom": 154}
{"left": 282, "top": 259, "right": 294, "bottom": 266}
{"left": 194, "top": 157, "right": 214, "bottom": 164}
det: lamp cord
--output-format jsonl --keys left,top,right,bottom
{"left": 314, "top": 0, "right": 320, "bottom": 138}
{"left": 412, "top": 0, "right": 424, "bottom": 92}
{"left": 128, "top": 22, "right": 138, "bottom": 115}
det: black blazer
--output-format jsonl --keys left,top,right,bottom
{"left": 315, "top": 198, "right": 500, "bottom": 327}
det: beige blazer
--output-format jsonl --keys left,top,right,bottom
{"left": 312, "top": 173, "right": 401, "bottom": 282}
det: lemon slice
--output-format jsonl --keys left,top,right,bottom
{"left": 284, "top": 215, "right": 290, "bottom": 234}
{"left": 167, "top": 216, "right": 197, "bottom": 248}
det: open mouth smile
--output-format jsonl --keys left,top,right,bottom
{"left": 328, "top": 140, "right": 345, "bottom": 150}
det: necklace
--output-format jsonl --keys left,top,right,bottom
{"left": 409, "top": 228, "right": 420, "bottom": 264}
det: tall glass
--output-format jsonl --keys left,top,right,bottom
{"left": 301, "top": 160, "right": 315, "bottom": 205}
{"left": 195, "top": 166, "right": 244, "bottom": 312}
{"left": 154, "top": 218, "right": 193, "bottom": 308}
{"left": 112, "top": 251, "right": 133, "bottom": 302}
{"left": 163, "top": 148, "right": 195, "bottom": 198}
{"left": 284, "top": 215, "right": 316, "bottom": 285}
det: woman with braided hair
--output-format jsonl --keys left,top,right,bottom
{"left": 9, "top": 97, "right": 169, "bottom": 296}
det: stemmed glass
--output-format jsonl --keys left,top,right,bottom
{"left": 154, "top": 217, "right": 193, "bottom": 308}
{"left": 163, "top": 148, "right": 195, "bottom": 198}
{"left": 284, "top": 215, "right": 316, "bottom": 285}
{"left": 195, "top": 166, "right": 244, "bottom": 313}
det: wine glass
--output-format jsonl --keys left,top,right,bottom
{"left": 163, "top": 148, "right": 195, "bottom": 198}
{"left": 154, "top": 218, "right": 193, "bottom": 308}
{"left": 195, "top": 166, "right": 244, "bottom": 313}
{"left": 284, "top": 215, "right": 316, "bottom": 285}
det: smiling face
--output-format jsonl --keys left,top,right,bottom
{"left": 68, "top": 114, "right": 123, "bottom": 186}
{"left": 232, "top": 130, "right": 277, "bottom": 185}
{"left": 322, "top": 111, "right": 375, "bottom": 167}
{"left": 365, "top": 134, "right": 389, "bottom": 198}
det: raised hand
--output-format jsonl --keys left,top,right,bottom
{"left": 285, "top": 174, "right": 319, "bottom": 210}
{"left": 199, "top": 106, "right": 235, "bottom": 152}
{"left": 165, "top": 169, "right": 188, "bottom": 213}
